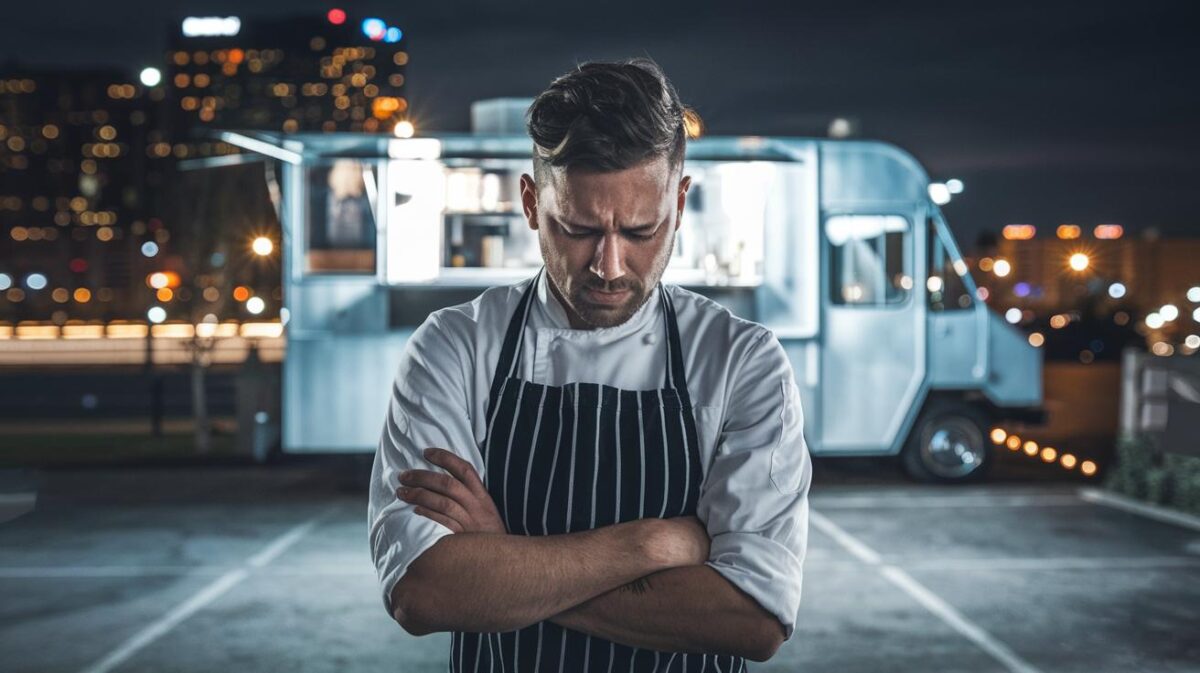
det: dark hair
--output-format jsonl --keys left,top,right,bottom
{"left": 526, "top": 58, "right": 689, "bottom": 181}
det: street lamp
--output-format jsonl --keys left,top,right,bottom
{"left": 1068, "top": 253, "right": 1089, "bottom": 272}
{"left": 393, "top": 120, "right": 415, "bottom": 138}
{"left": 251, "top": 236, "right": 273, "bottom": 256}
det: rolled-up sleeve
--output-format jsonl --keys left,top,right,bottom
{"left": 696, "top": 330, "right": 812, "bottom": 643}
{"left": 368, "top": 313, "right": 480, "bottom": 618}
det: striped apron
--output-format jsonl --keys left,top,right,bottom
{"left": 449, "top": 267, "right": 748, "bottom": 673}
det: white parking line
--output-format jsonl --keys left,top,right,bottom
{"left": 812, "top": 494, "right": 1086, "bottom": 509}
{"left": 0, "top": 566, "right": 231, "bottom": 578}
{"left": 810, "top": 509, "right": 1044, "bottom": 673}
{"left": 805, "top": 556, "right": 1200, "bottom": 571}
{"left": 0, "top": 564, "right": 374, "bottom": 578}
{"left": 78, "top": 504, "right": 338, "bottom": 673}
{"left": 885, "top": 556, "right": 1200, "bottom": 571}
{"left": 1078, "top": 488, "right": 1200, "bottom": 533}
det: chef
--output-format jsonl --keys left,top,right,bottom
{"left": 368, "top": 57, "right": 812, "bottom": 673}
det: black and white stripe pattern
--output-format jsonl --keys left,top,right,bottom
{"left": 447, "top": 268, "right": 747, "bottom": 673}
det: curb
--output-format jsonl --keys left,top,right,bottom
{"left": 1078, "top": 487, "right": 1200, "bottom": 533}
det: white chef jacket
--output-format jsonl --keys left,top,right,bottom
{"left": 369, "top": 269, "right": 812, "bottom": 642}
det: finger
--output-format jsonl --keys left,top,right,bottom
{"left": 400, "top": 487, "right": 474, "bottom": 527}
{"left": 424, "top": 448, "right": 489, "bottom": 497}
{"left": 400, "top": 468, "right": 474, "bottom": 506}
{"left": 412, "top": 506, "right": 464, "bottom": 533}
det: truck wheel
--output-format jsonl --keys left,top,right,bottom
{"left": 901, "top": 401, "right": 992, "bottom": 483}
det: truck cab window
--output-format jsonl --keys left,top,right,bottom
{"left": 826, "top": 215, "right": 910, "bottom": 306}
{"left": 306, "top": 159, "right": 377, "bottom": 274}
{"left": 927, "top": 217, "right": 972, "bottom": 311}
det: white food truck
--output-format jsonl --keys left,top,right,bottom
{"left": 221, "top": 120, "right": 1042, "bottom": 482}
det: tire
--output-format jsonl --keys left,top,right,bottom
{"left": 901, "top": 400, "right": 993, "bottom": 483}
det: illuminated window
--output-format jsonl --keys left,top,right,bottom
{"left": 305, "top": 160, "right": 378, "bottom": 274}
{"left": 826, "top": 215, "right": 910, "bottom": 306}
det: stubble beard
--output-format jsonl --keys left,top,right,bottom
{"left": 541, "top": 227, "right": 673, "bottom": 330}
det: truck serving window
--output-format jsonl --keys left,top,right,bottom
{"left": 305, "top": 159, "right": 378, "bottom": 274}
{"left": 826, "top": 215, "right": 910, "bottom": 306}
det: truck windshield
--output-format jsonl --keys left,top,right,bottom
{"left": 927, "top": 214, "right": 974, "bottom": 311}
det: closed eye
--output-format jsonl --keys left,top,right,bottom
{"left": 559, "top": 220, "right": 657, "bottom": 240}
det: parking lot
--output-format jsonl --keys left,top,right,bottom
{"left": 2, "top": 457, "right": 1198, "bottom": 673}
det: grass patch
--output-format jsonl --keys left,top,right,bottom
{"left": 0, "top": 428, "right": 241, "bottom": 468}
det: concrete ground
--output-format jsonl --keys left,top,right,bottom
{"left": 1, "top": 457, "right": 1198, "bottom": 673}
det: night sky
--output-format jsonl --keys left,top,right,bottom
{"left": 3, "top": 0, "right": 1197, "bottom": 246}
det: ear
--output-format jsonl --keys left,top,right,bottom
{"left": 675, "top": 175, "right": 692, "bottom": 230}
{"left": 520, "top": 173, "right": 539, "bottom": 231}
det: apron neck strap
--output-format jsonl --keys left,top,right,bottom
{"left": 659, "top": 282, "right": 693, "bottom": 407}
{"left": 488, "top": 267, "right": 541, "bottom": 408}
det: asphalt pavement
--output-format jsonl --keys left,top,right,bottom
{"left": 1, "top": 456, "right": 1197, "bottom": 673}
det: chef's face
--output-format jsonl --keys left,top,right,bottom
{"left": 521, "top": 155, "right": 691, "bottom": 329}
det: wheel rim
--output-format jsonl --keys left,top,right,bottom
{"left": 921, "top": 416, "right": 986, "bottom": 479}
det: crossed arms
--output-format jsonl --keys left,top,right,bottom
{"left": 371, "top": 317, "right": 808, "bottom": 665}
{"left": 388, "top": 448, "right": 786, "bottom": 662}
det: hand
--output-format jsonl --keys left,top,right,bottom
{"left": 657, "top": 515, "right": 711, "bottom": 567}
{"left": 397, "top": 447, "right": 508, "bottom": 534}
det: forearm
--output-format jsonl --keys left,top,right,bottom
{"left": 547, "top": 564, "right": 784, "bottom": 662}
{"left": 394, "top": 517, "right": 673, "bottom": 634}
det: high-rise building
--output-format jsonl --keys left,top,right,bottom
{"left": 0, "top": 68, "right": 170, "bottom": 323}
{"left": 164, "top": 11, "right": 410, "bottom": 137}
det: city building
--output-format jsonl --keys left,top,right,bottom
{"left": 969, "top": 226, "right": 1200, "bottom": 360}
{"left": 0, "top": 68, "right": 170, "bottom": 323}
{"left": 1, "top": 10, "right": 412, "bottom": 325}
{"left": 164, "top": 11, "right": 410, "bottom": 137}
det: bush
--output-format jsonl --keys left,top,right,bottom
{"left": 1105, "top": 434, "right": 1200, "bottom": 515}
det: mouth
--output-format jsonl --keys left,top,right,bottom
{"left": 584, "top": 287, "right": 633, "bottom": 306}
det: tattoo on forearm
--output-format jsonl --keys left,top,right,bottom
{"left": 621, "top": 577, "right": 653, "bottom": 595}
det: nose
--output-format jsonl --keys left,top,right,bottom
{"left": 589, "top": 232, "right": 626, "bottom": 282}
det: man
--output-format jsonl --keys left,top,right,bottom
{"left": 369, "top": 58, "right": 812, "bottom": 673}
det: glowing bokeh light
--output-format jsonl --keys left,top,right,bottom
{"left": 139, "top": 67, "right": 162, "bottom": 87}
{"left": 26, "top": 273, "right": 47, "bottom": 290}
{"left": 928, "top": 183, "right": 951, "bottom": 205}
{"left": 361, "top": 18, "right": 386, "bottom": 40}
{"left": 393, "top": 120, "right": 415, "bottom": 138}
